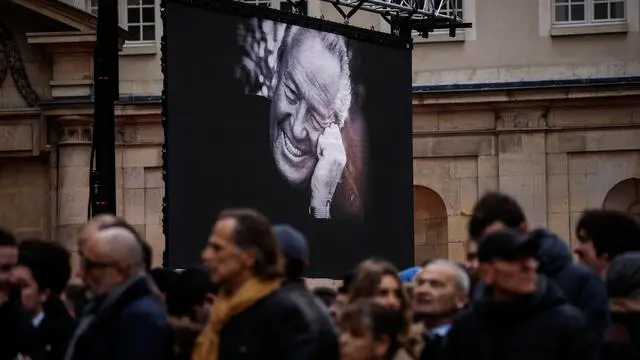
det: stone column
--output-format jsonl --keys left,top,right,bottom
{"left": 53, "top": 115, "right": 93, "bottom": 274}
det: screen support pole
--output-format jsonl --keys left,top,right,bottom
{"left": 90, "top": 0, "right": 119, "bottom": 216}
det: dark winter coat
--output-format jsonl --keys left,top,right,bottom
{"left": 36, "top": 296, "right": 76, "bottom": 360}
{"left": 64, "top": 274, "right": 173, "bottom": 360}
{"left": 530, "top": 228, "right": 611, "bottom": 337}
{"left": 280, "top": 279, "right": 340, "bottom": 360}
{"left": 219, "top": 286, "right": 320, "bottom": 360}
{"left": 444, "top": 276, "right": 597, "bottom": 360}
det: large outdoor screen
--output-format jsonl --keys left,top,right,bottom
{"left": 164, "top": 0, "right": 413, "bottom": 277}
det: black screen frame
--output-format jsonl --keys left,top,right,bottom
{"left": 161, "top": 0, "right": 414, "bottom": 274}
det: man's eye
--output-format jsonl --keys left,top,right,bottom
{"left": 285, "top": 85, "right": 296, "bottom": 103}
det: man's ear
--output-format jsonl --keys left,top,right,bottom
{"left": 455, "top": 290, "right": 469, "bottom": 310}
{"left": 477, "top": 263, "right": 493, "bottom": 285}
{"left": 39, "top": 288, "right": 51, "bottom": 304}
{"left": 240, "top": 247, "right": 257, "bottom": 269}
{"left": 519, "top": 222, "right": 529, "bottom": 234}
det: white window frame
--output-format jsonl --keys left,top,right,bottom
{"left": 88, "top": 0, "right": 157, "bottom": 44}
{"left": 552, "top": 0, "right": 627, "bottom": 25}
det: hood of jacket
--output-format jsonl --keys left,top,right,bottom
{"left": 529, "top": 228, "right": 573, "bottom": 277}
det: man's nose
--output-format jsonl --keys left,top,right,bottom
{"left": 291, "top": 104, "right": 308, "bottom": 139}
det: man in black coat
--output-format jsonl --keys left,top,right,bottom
{"left": 467, "top": 192, "right": 611, "bottom": 337}
{"left": 444, "top": 229, "right": 597, "bottom": 360}
{"left": 0, "top": 229, "right": 42, "bottom": 360}
{"left": 64, "top": 227, "right": 173, "bottom": 360}
{"left": 273, "top": 224, "right": 340, "bottom": 360}
{"left": 13, "top": 239, "right": 76, "bottom": 360}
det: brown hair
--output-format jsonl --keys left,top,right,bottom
{"left": 340, "top": 299, "right": 417, "bottom": 360}
{"left": 348, "top": 259, "right": 411, "bottom": 334}
{"left": 218, "top": 208, "right": 284, "bottom": 280}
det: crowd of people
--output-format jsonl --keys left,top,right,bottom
{"left": 0, "top": 192, "right": 640, "bottom": 360}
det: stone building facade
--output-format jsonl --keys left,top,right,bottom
{"left": 0, "top": 0, "right": 638, "bottom": 274}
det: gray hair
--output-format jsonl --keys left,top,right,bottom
{"left": 426, "top": 259, "right": 470, "bottom": 294}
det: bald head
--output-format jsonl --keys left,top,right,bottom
{"left": 88, "top": 227, "right": 144, "bottom": 271}
{"left": 79, "top": 214, "right": 119, "bottom": 247}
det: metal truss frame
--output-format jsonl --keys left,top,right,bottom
{"left": 286, "top": 0, "right": 472, "bottom": 40}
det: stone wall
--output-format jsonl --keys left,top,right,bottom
{"left": 413, "top": 99, "right": 640, "bottom": 263}
{"left": 54, "top": 113, "right": 165, "bottom": 275}
{"left": 0, "top": 157, "right": 50, "bottom": 238}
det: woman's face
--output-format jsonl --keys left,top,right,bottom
{"left": 340, "top": 325, "right": 389, "bottom": 360}
{"left": 270, "top": 34, "right": 342, "bottom": 186}
{"left": 11, "top": 265, "right": 46, "bottom": 317}
{"left": 375, "top": 274, "right": 402, "bottom": 311}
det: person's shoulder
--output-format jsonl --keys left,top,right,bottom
{"left": 564, "top": 262, "right": 597, "bottom": 279}
{"left": 121, "top": 296, "right": 168, "bottom": 325}
{"left": 546, "top": 302, "right": 589, "bottom": 330}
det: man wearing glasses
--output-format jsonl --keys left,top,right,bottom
{"left": 64, "top": 226, "right": 173, "bottom": 360}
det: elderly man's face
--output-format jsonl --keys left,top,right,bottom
{"left": 413, "top": 265, "right": 467, "bottom": 316}
{"left": 80, "top": 237, "right": 122, "bottom": 296}
{"left": 202, "top": 218, "right": 254, "bottom": 289}
{"left": 270, "top": 34, "right": 342, "bottom": 186}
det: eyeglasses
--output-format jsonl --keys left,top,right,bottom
{"left": 80, "top": 255, "right": 116, "bottom": 271}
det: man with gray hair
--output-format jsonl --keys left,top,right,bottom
{"left": 64, "top": 227, "right": 173, "bottom": 360}
{"left": 412, "top": 259, "right": 470, "bottom": 360}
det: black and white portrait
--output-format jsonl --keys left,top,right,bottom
{"left": 235, "top": 20, "right": 368, "bottom": 220}
{"left": 166, "top": 0, "right": 413, "bottom": 275}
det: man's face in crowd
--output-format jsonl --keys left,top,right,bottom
{"left": 374, "top": 274, "right": 402, "bottom": 311}
{"left": 80, "top": 236, "right": 123, "bottom": 296}
{"left": 479, "top": 256, "right": 538, "bottom": 296}
{"left": 0, "top": 245, "right": 17, "bottom": 294}
{"left": 11, "top": 265, "right": 47, "bottom": 317}
{"left": 202, "top": 218, "right": 255, "bottom": 288}
{"left": 573, "top": 229, "right": 608, "bottom": 275}
{"left": 413, "top": 264, "right": 467, "bottom": 316}
{"left": 465, "top": 240, "right": 479, "bottom": 271}
{"left": 270, "top": 33, "right": 342, "bottom": 186}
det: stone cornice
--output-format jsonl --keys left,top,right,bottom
{"left": 43, "top": 103, "right": 161, "bottom": 121}
{"left": 413, "top": 90, "right": 640, "bottom": 112}
{"left": 26, "top": 31, "right": 96, "bottom": 47}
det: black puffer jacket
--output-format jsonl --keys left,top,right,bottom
{"left": 444, "top": 276, "right": 597, "bottom": 360}
{"left": 602, "top": 252, "right": 640, "bottom": 360}
{"left": 530, "top": 228, "right": 611, "bottom": 337}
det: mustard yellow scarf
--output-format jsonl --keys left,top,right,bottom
{"left": 192, "top": 278, "right": 280, "bottom": 360}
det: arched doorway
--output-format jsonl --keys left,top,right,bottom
{"left": 603, "top": 178, "right": 640, "bottom": 222}
{"left": 413, "top": 185, "right": 448, "bottom": 265}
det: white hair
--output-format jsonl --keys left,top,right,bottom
{"left": 426, "top": 259, "right": 470, "bottom": 294}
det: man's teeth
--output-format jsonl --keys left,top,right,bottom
{"left": 283, "top": 132, "right": 304, "bottom": 157}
